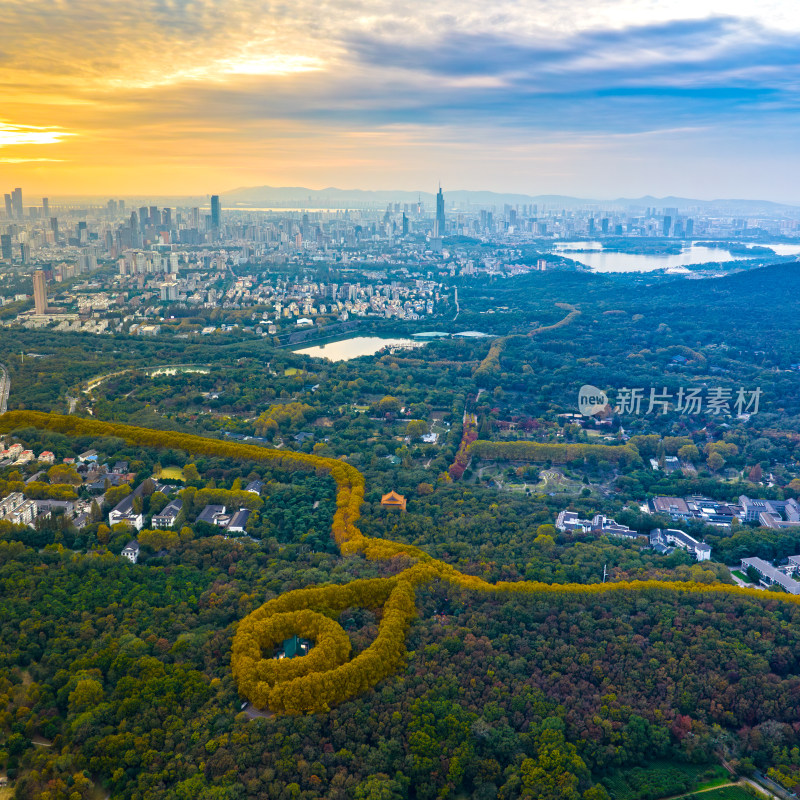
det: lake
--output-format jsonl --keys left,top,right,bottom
{"left": 293, "top": 336, "right": 426, "bottom": 362}
{"left": 553, "top": 241, "right": 800, "bottom": 272}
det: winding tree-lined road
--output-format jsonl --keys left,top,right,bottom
{"left": 0, "top": 363, "right": 9, "bottom": 414}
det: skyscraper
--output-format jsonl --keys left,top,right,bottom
{"left": 211, "top": 195, "right": 221, "bottom": 228}
{"left": 11, "top": 188, "right": 23, "bottom": 219}
{"left": 0, "top": 234, "right": 12, "bottom": 261}
{"left": 3, "top": 194, "right": 11, "bottom": 218}
{"left": 33, "top": 269, "right": 47, "bottom": 314}
{"left": 42, "top": 197, "right": 49, "bottom": 218}
{"left": 434, "top": 186, "right": 445, "bottom": 237}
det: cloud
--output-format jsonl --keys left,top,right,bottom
{"left": 0, "top": 121, "right": 75, "bottom": 147}
{"left": 2, "top": 0, "right": 800, "bottom": 196}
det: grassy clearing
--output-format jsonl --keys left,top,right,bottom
{"left": 600, "top": 761, "right": 727, "bottom": 800}
{"left": 157, "top": 466, "right": 185, "bottom": 481}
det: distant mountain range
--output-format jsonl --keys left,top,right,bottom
{"left": 221, "top": 185, "right": 800, "bottom": 215}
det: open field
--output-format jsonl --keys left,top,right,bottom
{"left": 601, "top": 761, "right": 728, "bottom": 800}
{"left": 157, "top": 466, "right": 185, "bottom": 481}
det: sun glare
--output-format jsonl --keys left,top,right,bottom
{"left": 0, "top": 122, "right": 75, "bottom": 148}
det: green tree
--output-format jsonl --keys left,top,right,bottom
{"left": 68, "top": 678, "right": 104, "bottom": 713}
{"left": 406, "top": 420, "right": 428, "bottom": 440}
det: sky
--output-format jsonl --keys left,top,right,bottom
{"left": 1, "top": 0, "right": 800, "bottom": 201}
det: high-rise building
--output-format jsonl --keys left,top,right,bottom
{"left": 663, "top": 216, "right": 672, "bottom": 237}
{"left": 3, "top": 194, "right": 11, "bottom": 218}
{"left": 33, "top": 269, "right": 47, "bottom": 314}
{"left": 434, "top": 186, "right": 445, "bottom": 237}
{"left": 50, "top": 217, "right": 59, "bottom": 239}
{"left": 42, "top": 197, "right": 49, "bottom": 218}
{"left": 211, "top": 195, "right": 221, "bottom": 228}
{"left": 0, "top": 234, "right": 12, "bottom": 261}
{"left": 11, "top": 188, "right": 23, "bottom": 219}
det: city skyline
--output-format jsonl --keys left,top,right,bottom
{"left": 2, "top": 1, "right": 800, "bottom": 200}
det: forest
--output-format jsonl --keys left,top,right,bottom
{"left": 4, "top": 263, "right": 800, "bottom": 798}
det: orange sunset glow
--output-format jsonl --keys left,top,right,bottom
{"left": 3, "top": 0, "right": 800, "bottom": 199}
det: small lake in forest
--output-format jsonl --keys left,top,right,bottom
{"left": 293, "top": 336, "right": 426, "bottom": 362}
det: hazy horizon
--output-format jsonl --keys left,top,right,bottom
{"left": 14, "top": 186, "right": 800, "bottom": 210}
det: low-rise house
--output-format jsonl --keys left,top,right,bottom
{"left": 227, "top": 508, "right": 251, "bottom": 533}
{"left": 649, "top": 496, "right": 692, "bottom": 520}
{"left": 77, "top": 449, "right": 98, "bottom": 463}
{"left": 741, "top": 557, "right": 800, "bottom": 594}
{"left": 86, "top": 473, "right": 129, "bottom": 493}
{"left": 591, "top": 514, "right": 638, "bottom": 538}
{"left": 245, "top": 480, "right": 264, "bottom": 495}
{"left": 648, "top": 495, "right": 741, "bottom": 528}
{"left": 197, "top": 504, "right": 230, "bottom": 527}
{"left": 72, "top": 512, "right": 91, "bottom": 529}
{"left": 739, "top": 495, "right": 800, "bottom": 528}
{"left": 555, "top": 510, "right": 592, "bottom": 534}
{"left": 15, "top": 449, "right": 35, "bottom": 464}
{"left": 555, "top": 510, "right": 638, "bottom": 538}
{"left": 650, "top": 528, "right": 711, "bottom": 561}
{"left": 152, "top": 498, "right": 183, "bottom": 528}
{"left": 36, "top": 499, "right": 76, "bottom": 517}
{"left": 38, "top": 450, "right": 55, "bottom": 464}
{"left": 122, "top": 540, "right": 140, "bottom": 564}
{"left": 109, "top": 494, "right": 144, "bottom": 530}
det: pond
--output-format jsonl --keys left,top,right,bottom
{"left": 293, "top": 336, "right": 426, "bottom": 362}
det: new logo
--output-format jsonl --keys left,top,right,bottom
{"left": 578, "top": 385, "right": 609, "bottom": 416}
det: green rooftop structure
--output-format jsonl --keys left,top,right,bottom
{"left": 280, "top": 635, "right": 311, "bottom": 659}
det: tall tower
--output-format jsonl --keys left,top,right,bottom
{"left": 33, "top": 270, "right": 47, "bottom": 315}
{"left": 11, "top": 188, "right": 23, "bottom": 219}
{"left": 3, "top": 194, "right": 11, "bottom": 218}
{"left": 42, "top": 198, "right": 49, "bottom": 219}
{"left": 211, "top": 195, "right": 221, "bottom": 228}
{"left": 435, "top": 185, "right": 445, "bottom": 237}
